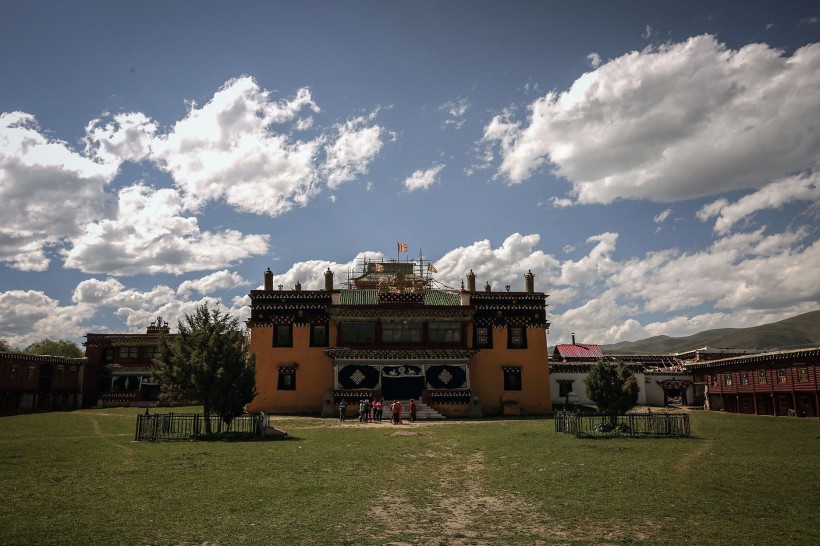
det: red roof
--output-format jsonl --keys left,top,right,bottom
{"left": 553, "top": 344, "right": 604, "bottom": 360}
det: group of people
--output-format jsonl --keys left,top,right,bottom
{"left": 338, "top": 398, "right": 417, "bottom": 424}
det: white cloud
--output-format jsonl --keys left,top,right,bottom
{"left": 84, "top": 111, "right": 157, "bottom": 164}
{"left": 654, "top": 208, "right": 673, "bottom": 224}
{"left": 151, "top": 77, "right": 324, "bottom": 216}
{"left": 586, "top": 52, "right": 602, "bottom": 68}
{"left": 403, "top": 164, "right": 444, "bottom": 192}
{"left": 558, "top": 233, "right": 619, "bottom": 286}
{"left": 63, "top": 183, "right": 269, "bottom": 275}
{"left": 73, "top": 278, "right": 176, "bottom": 309}
{"left": 698, "top": 170, "right": 820, "bottom": 233}
{"left": 0, "top": 290, "right": 96, "bottom": 346}
{"left": 177, "top": 270, "right": 250, "bottom": 296}
{"left": 642, "top": 25, "right": 653, "bottom": 39}
{"left": 439, "top": 97, "right": 470, "bottom": 129}
{"left": 322, "top": 114, "right": 384, "bottom": 189}
{"left": 482, "top": 36, "right": 820, "bottom": 205}
{"left": 0, "top": 112, "right": 118, "bottom": 270}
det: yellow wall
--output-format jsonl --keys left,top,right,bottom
{"left": 468, "top": 325, "right": 552, "bottom": 416}
{"left": 246, "top": 324, "right": 334, "bottom": 414}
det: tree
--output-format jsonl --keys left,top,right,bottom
{"left": 585, "top": 360, "right": 639, "bottom": 418}
{"left": 0, "top": 338, "right": 14, "bottom": 353}
{"left": 23, "top": 339, "right": 84, "bottom": 358}
{"left": 157, "top": 303, "right": 257, "bottom": 434}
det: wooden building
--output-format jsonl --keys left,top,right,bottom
{"left": 689, "top": 347, "right": 820, "bottom": 418}
{"left": 83, "top": 317, "right": 172, "bottom": 408}
{"left": 0, "top": 352, "right": 85, "bottom": 413}
{"left": 246, "top": 260, "right": 552, "bottom": 417}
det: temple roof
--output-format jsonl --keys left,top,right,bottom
{"left": 553, "top": 343, "right": 604, "bottom": 360}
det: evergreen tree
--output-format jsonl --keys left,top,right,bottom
{"left": 157, "top": 303, "right": 257, "bottom": 434}
{"left": 23, "top": 339, "right": 84, "bottom": 358}
{"left": 585, "top": 360, "right": 639, "bottom": 418}
{"left": 0, "top": 338, "right": 14, "bottom": 353}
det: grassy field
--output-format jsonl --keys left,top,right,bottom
{"left": 0, "top": 408, "right": 818, "bottom": 545}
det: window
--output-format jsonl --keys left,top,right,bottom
{"left": 119, "top": 346, "right": 139, "bottom": 359}
{"left": 57, "top": 365, "right": 64, "bottom": 383}
{"left": 797, "top": 366, "right": 809, "bottom": 383}
{"left": 740, "top": 371, "right": 749, "bottom": 385}
{"left": 310, "top": 324, "right": 328, "bottom": 347}
{"left": 778, "top": 369, "right": 787, "bottom": 384}
{"left": 339, "top": 322, "right": 376, "bottom": 343}
{"left": 144, "top": 347, "right": 158, "bottom": 359}
{"left": 710, "top": 374, "right": 717, "bottom": 386}
{"left": 503, "top": 367, "right": 522, "bottom": 391}
{"left": 10, "top": 365, "right": 18, "bottom": 380}
{"left": 382, "top": 321, "right": 423, "bottom": 343}
{"left": 474, "top": 326, "right": 492, "bottom": 348}
{"left": 277, "top": 367, "right": 296, "bottom": 390}
{"left": 724, "top": 372, "right": 733, "bottom": 386}
{"left": 273, "top": 324, "right": 293, "bottom": 347}
{"left": 558, "top": 380, "right": 573, "bottom": 398}
{"left": 508, "top": 327, "right": 527, "bottom": 349}
{"left": 429, "top": 322, "right": 462, "bottom": 343}
{"left": 104, "top": 348, "right": 114, "bottom": 362}
{"left": 28, "top": 366, "right": 35, "bottom": 380}
{"left": 757, "top": 370, "right": 767, "bottom": 384}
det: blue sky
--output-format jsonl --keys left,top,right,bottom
{"left": 1, "top": 1, "right": 819, "bottom": 348}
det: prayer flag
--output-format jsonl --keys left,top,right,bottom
{"left": 375, "top": 263, "right": 384, "bottom": 272}
{"left": 428, "top": 263, "right": 438, "bottom": 273}
{"left": 398, "top": 243, "right": 408, "bottom": 253}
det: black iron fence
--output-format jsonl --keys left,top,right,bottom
{"left": 135, "top": 412, "right": 262, "bottom": 441}
{"left": 554, "top": 411, "right": 690, "bottom": 438}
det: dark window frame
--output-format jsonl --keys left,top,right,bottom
{"left": 508, "top": 326, "right": 527, "bottom": 349}
{"left": 474, "top": 326, "right": 493, "bottom": 349}
{"left": 428, "top": 322, "right": 462, "bottom": 343}
{"left": 339, "top": 322, "right": 376, "bottom": 344}
{"left": 273, "top": 324, "right": 293, "bottom": 347}
{"left": 797, "top": 366, "right": 809, "bottom": 383}
{"left": 558, "top": 380, "right": 573, "bottom": 398}
{"left": 382, "top": 321, "right": 423, "bottom": 343}
{"left": 310, "top": 323, "right": 329, "bottom": 347}
{"left": 503, "top": 367, "right": 522, "bottom": 391}
{"left": 277, "top": 368, "right": 296, "bottom": 390}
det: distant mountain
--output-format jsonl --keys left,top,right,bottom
{"left": 592, "top": 310, "right": 820, "bottom": 355}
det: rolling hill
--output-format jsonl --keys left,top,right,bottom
{"left": 594, "top": 310, "right": 820, "bottom": 355}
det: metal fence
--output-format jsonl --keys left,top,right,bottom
{"left": 554, "top": 412, "right": 690, "bottom": 438}
{"left": 135, "top": 413, "right": 262, "bottom": 441}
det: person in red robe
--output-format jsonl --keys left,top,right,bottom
{"left": 409, "top": 399, "right": 417, "bottom": 423}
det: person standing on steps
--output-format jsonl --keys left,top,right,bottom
{"left": 339, "top": 399, "right": 347, "bottom": 422}
{"left": 409, "top": 399, "right": 417, "bottom": 423}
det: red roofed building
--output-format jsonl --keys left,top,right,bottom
{"left": 552, "top": 334, "right": 604, "bottom": 361}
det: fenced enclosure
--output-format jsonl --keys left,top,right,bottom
{"left": 135, "top": 412, "right": 262, "bottom": 441}
{"left": 554, "top": 411, "right": 690, "bottom": 438}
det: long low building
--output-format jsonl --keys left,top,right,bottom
{"left": 688, "top": 347, "right": 820, "bottom": 418}
{"left": 0, "top": 352, "right": 85, "bottom": 413}
{"left": 246, "top": 260, "right": 552, "bottom": 417}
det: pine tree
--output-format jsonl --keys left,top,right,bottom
{"left": 585, "top": 360, "right": 639, "bottom": 418}
{"left": 157, "top": 303, "right": 257, "bottom": 434}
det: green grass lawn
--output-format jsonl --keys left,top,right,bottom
{"left": 1, "top": 408, "right": 818, "bottom": 545}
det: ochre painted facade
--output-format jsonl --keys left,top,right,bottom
{"left": 246, "top": 263, "right": 552, "bottom": 417}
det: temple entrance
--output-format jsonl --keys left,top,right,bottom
{"left": 382, "top": 376, "right": 424, "bottom": 400}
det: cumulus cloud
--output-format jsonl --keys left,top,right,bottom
{"left": 150, "top": 78, "right": 324, "bottom": 216}
{"left": 177, "top": 270, "right": 250, "bottom": 296}
{"left": 0, "top": 290, "right": 96, "bottom": 346}
{"left": 63, "top": 184, "right": 269, "bottom": 275}
{"left": 0, "top": 112, "right": 118, "bottom": 270}
{"left": 482, "top": 35, "right": 820, "bottom": 205}
{"left": 73, "top": 277, "right": 176, "bottom": 309}
{"left": 322, "top": 114, "right": 384, "bottom": 189}
{"left": 654, "top": 208, "right": 673, "bottom": 224}
{"left": 698, "top": 170, "right": 820, "bottom": 233}
{"left": 403, "top": 164, "right": 444, "bottom": 192}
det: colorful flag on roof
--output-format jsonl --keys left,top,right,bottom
{"left": 375, "top": 263, "right": 384, "bottom": 272}
{"left": 428, "top": 263, "right": 437, "bottom": 273}
{"left": 398, "top": 243, "right": 408, "bottom": 253}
